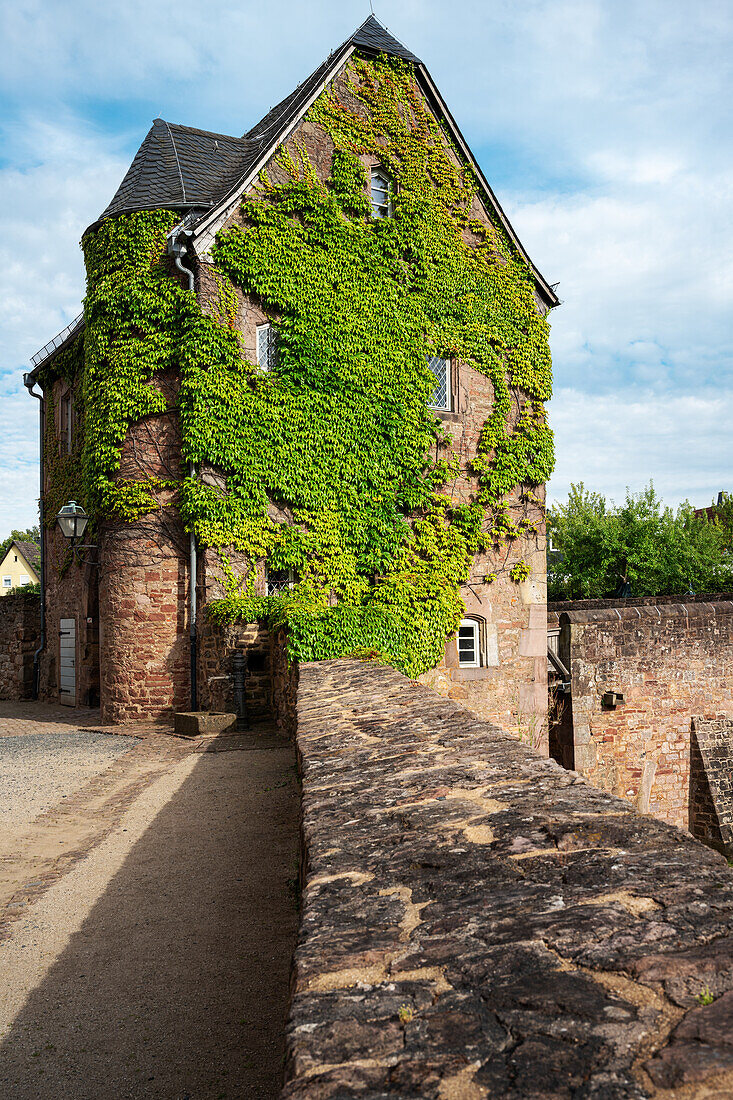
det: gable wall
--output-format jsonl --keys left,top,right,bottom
{"left": 197, "top": 56, "right": 548, "bottom": 744}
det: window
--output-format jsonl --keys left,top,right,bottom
{"left": 19, "top": 575, "right": 30, "bottom": 586}
{"left": 370, "top": 166, "right": 393, "bottom": 218}
{"left": 266, "top": 567, "right": 295, "bottom": 596}
{"left": 2, "top": 577, "right": 11, "bottom": 589}
{"left": 458, "top": 618, "right": 481, "bottom": 668}
{"left": 427, "top": 355, "right": 451, "bottom": 411}
{"left": 256, "top": 323, "right": 278, "bottom": 372}
{"left": 60, "top": 393, "right": 72, "bottom": 454}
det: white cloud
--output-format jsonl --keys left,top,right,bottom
{"left": 0, "top": 0, "right": 731, "bottom": 528}
{"left": 548, "top": 387, "right": 733, "bottom": 509}
{"left": 0, "top": 116, "right": 127, "bottom": 532}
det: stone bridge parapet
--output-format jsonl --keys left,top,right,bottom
{"left": 282, "top": 658, "right": 733, "bottom": 1097}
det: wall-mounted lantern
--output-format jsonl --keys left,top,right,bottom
{"left": 602, "top": 691, "right": 625, "bottom": 709}
{"left": 56, "top": 500, "right": 89, "bottom": 545}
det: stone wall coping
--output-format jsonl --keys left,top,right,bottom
{"left": 558, "top": 599, "right": 733, "bottom": 626}
{"left": 549, "top": 592, "right": 733, "bottom": 613}
{"left": 284, "top": 658, "right": 733, "bottom": 1098}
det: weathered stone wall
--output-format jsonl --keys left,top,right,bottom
{"left": 285, "top": 659, "right": 733, "bottom": 1097}
{"left": 691, "top": 717, "right": 733, "bottom": 855}
{"left": 0, "top": 593, "right": 41, "bottom": 700}
{"left": 198, "top": 613, "right": 299, "bottom": 731}
{"left": 41, "top": 525, "right": 100, "bottom": 709}
{"left": 198, "top": 615, "right": 274, "bottom": 721}
{"left": 555, "top": 599, "right": 733, "bottom": 829}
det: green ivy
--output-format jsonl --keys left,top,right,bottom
{"left": 54, "top": 52, "right": 553, "bottom": 676}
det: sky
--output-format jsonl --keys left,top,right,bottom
{"left": 1, "top": 0, "right": 731, "bottom": 534}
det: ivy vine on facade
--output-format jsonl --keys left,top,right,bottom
{"left": 28, "top": 17, "right": 558, "bottom": 734}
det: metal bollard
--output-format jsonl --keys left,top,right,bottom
{"left": 232, "top": 652, "right": 249, "bottom": 730}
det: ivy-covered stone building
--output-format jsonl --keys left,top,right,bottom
{"left": 27, "top": 17, "right": 558, "bottom": 739}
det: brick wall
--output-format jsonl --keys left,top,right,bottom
{"left": 285, "top": 658, "right": 733, "bottom": 1097}
{"left": 556, "top": 599, "right": 733, "bottom": 829}
{"left": 0, "top": 592, "right": 40, "bottom": 700}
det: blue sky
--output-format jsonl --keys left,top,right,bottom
{"left": 1, "top": 0, "right": 731, "bottom": 533}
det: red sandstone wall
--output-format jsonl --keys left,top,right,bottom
{"left": 561, "top": 600, "right": 733, "bottom": 829}
{"left": 98, "top": 517, "right": 189, "bottom": 722}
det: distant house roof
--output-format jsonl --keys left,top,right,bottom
{"left": 10, "top": 541, "right": 40, "bottom": 576}
{"left": 31, "top": 16, "right": 558, "bottom": 374}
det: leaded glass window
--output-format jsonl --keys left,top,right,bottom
{"left": 370, "top": 167, "right": 393, "bottom": 218}
{"left": 266, "top": 567, "right": 294, "bottom": 596}
{"left": 458, "top": 619, "right": 481, "bottom": 667}
{"left": 257, "top": 322, "right": 278, "bottom": 372}
{"left": 427, "top": 355, "right": 450, "bottom": 411}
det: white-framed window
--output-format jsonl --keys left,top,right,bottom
{"left": 458, "top": 618, "right": 481, "bottom": 668}
{"left": 256, "top": 323, "right": 278, "bottom": 372}
{"left": 19, "top": 575, "right": 30, "bottom": 586}
{"left": 2, "top": 576, "right": 12, "bottom": 588}
{"left": 370, "top": 166, "right": 393, "bottom": 219}
{"left": 266, "top": 566, "right": 295, "bottom": 597}
{"left": 427, "top": 355, "right": 451, "bottom": 411}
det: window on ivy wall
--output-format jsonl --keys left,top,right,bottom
{"left": 427, "top": 355, "right": 451, "bottom": 411}
{"left": 458, "top": 618, "right": 482, "bottom": 667}
{"left": 257, "top": 323, "right": 278, "bottom": 372}
{"left": 60, "top": 392, "right": 72, "bottom": 454}
{"left": 266, "top": 566, "right": 295, "bottom": 597}
{"left": 370, "top": 166, "right": 393, "bottom": 218}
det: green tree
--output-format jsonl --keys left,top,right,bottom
{"left": 0, "top": 526, "right": 40, "bottom": 566}
{"left": 548, "top": 483, "right": 733, "bottom": 600}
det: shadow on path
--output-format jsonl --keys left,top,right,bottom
{"left": 0, "top": 739, "right": 299, "bottom": 1099}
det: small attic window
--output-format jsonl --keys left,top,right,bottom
{"left": 370, "top": 167, "right": 393, "bottom": 219}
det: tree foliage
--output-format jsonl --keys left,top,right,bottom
{"left": 548, "top": 483, "right": 733, "bottom": 600}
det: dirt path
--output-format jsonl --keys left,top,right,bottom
{"left": 0, "top": 710, "right": 299, "bottom": 1099}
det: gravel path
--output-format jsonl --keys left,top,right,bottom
{"left": 0, "top": 731, "right": 140, "bottom": 828}
{"left": 0, "top": 716, "right": 299, "bottom": 1099}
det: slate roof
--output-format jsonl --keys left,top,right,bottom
{"left": 89, "top": 17, "right": 420, "bottom": 234}
{"left": 12, "top": 541, "right": 41, "bottom": 575}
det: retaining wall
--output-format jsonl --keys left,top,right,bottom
{"left": 284, "top": 659, "right": 733, "bottom": 1097}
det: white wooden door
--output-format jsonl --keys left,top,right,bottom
{"left": 59, "top": 617, "right": 76, "bottom": 706}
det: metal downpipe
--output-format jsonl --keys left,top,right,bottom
{"left": 23, "top": 373, "right": 45, "bottom": 699}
